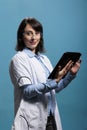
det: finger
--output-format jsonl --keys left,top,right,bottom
{"left": 68, "top": 61, "right": 74, "bottom": 69}
{"left": 58, "top": 66, "right": 61, "bottom": 71}
{"left": 64, "top": 60, "right": 73, "bottom": 70}
{"left": 59, "top": 60, "right": 73, "bottom": 77}
{"left": 78, "top": 59, "right": 82, "bottom": 63}
{"left": 62, "top": 61, "right": 73, "bottom": 75}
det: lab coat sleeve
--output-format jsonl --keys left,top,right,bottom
{"left": 9, "top": 54, "right": 32, "bottom": 87}
{"left": 23, "top": 79, "right": 58, "bottom": 99}
{"left": 23, "top": 72, "right": 76, "bottom": 99}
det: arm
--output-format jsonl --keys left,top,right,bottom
{"left": 23, "top": 79, "right": 58, "bottom": 99}
{"left": 23, "top": 60, "right": 81, "bottom": 99}
{"left": 23, "top": 72, "right": 76, "bottom": 99}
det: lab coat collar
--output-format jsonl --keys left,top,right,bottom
{"left": 23, "top": 47, "right": 44, "bottom": 59}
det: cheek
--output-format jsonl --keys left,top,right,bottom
{"left": 37, "top": 36, "right": 41, "bottom": 42}
{"left": 23, "top": 36, "right": 30, "bottom": 43}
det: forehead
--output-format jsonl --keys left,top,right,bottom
{"left": 24, "top": 24, "right": 34, "bottom": 31}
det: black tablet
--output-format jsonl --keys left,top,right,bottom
{"left": 48, "top": 52, "right": 82, "bottom": 79}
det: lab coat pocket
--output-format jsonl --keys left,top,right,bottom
{"left": 11, "top": 108, "right": 29, "bottom": 130}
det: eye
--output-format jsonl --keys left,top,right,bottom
{"left": 35, "top": 31, "right": 40, "bottom": 35}
{"left": 24, "top": 31, "right": 33, "bottom": 36}
{"left": 23, "top": 30, "right": 40, "bottom": 36}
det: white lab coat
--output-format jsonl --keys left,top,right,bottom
{"left": 9, "top": 49, "right": 75, "bottom": 130}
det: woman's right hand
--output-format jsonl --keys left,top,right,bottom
{"left": 55, "top": 60, "right": 73, "bottom": 83}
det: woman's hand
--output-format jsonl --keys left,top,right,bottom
{"left": 70, "top": 59, "right": 81, "bottom": 75}
{"left": 55, "top": 60, "right": 73, "bottom": 83}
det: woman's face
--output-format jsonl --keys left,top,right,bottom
{"left": 23, "top": 24, "right": 41, "bottom": 53}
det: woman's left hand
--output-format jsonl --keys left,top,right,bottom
{"left": 70, "top": 59, "right": 81, "bottom": 75}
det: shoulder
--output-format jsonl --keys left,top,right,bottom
{"left": 40, "top": 53, "right": 51, "bottom": 62}
{"left": 10, "top": 51, "right": 29, "bottom": 66}
{"left": 40, "top": 53, "right": 49, "bottom": 60}
{"left": 39, "top": 53, "right": 53, "bottom": 70}
{"left": 11, "top": 51, "right": 28, "bottom": 61}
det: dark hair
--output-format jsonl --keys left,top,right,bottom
{"left": 16, "top": 17, "right": 45, "bottom": 53}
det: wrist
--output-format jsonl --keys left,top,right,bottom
{"left": 55, "top": 78, "right": 60, "bottom": 83}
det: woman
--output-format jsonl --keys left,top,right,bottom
{"left": 9, "top": 17, "right": 81, "bottom": 130}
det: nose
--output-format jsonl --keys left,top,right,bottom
{"left": 31, "top": 34, "right": 36, "bottom": 39}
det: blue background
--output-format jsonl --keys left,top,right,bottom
{"left": 0, "top": 0, "right": 87, "bottom": 130}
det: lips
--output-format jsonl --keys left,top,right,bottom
{"left": 29, "top": 41, "right": 36, "bottom": 45}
